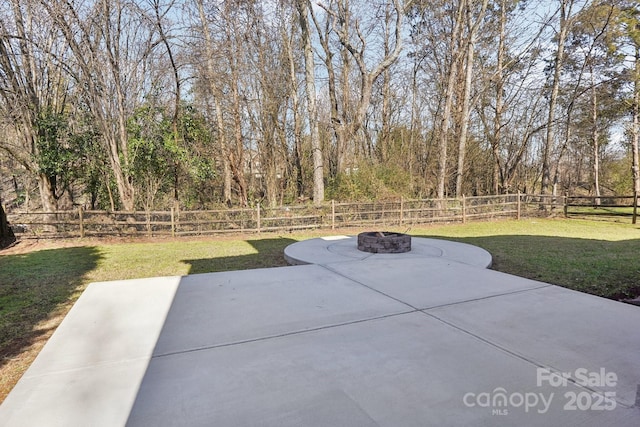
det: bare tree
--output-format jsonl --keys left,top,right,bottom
{"left": 247, "top": 4, "right": 288, "bottom": 208}
{"left": 634, "top": 45, "right": 640, "bottom": 196}
{"left": 194, "top": 0, "right": 232, "bottom": 206}
{"left": 471, "top": 0, "right": 555, "bottom": 194}
{"left": 149, "top": 0, "right": 183, "bottom": 203}
{"left": 227, "top": 7, "right": 250, "bottom": 207}
{"left": 542, "top": 0, "right": 580, "bottom": 195}
{"left": 616, "top": 1, "right": 640, "bottom": 197}
{"left": 297, "top": 0, "right": 325, "bottom": 204}
{"left": 41, "top": 0, "right": 160, "bottom": 210}
{"left": 435, "top": 0, "right": 465, "bottom": 199}
{"left": 543, "top": 1, "right": 622, "bottom": 202}
{"left": 7, "top": 0, "right": 638, "bottom": 211}
{"left": 454, "top": 0, "right": 489, "bottom": 197}
{"left": 0, "top": 0, "right": 70, "bottom": 212}
{"left": 313, "top": 0, "right": 406, "bottom": 176}
{"left": 284, "top": 13, "right": 306, "bottom": 200}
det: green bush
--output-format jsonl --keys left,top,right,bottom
{"left": 326, "top": 163, "right": 413, "bottom": 201}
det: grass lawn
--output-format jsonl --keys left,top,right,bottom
{"left": 415, "top": 219, "right": 640, "bottom": 300}
{"left": 565, "top": 206, "right": 638, "bottom": 223}
{"left": 1, "top": 218, "right": 639, "bottom": 401}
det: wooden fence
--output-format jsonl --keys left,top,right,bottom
{"left": 564, "top": 193, "right": 639, "bottom": 224}
{"left": 3, "top": 194, "right": 582, "bottom": 239}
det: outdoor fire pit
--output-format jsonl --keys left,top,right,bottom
{"left": 357, "top": 231, "right": 411, "bottom": 254}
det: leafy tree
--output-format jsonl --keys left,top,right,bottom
{"left": 34, "top": 110, "right": 76, "bottom": 204}
{"left": 176, "top": 104, "right": 218, "bottom": 209}
{"left": 127, "top": 104, "right": 176, "bottom": 210}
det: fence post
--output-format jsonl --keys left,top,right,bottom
{"left": 146, "top": 211, "right": 151, "bottom": 237}
{"left": 516, "top": 192, "right": 521, "bottom": 220}
{"left": 257, "top": 203, "right": 261, "bottom": 233}
{"left": 78, "top": 206, "right": 85, "bottom": 238}
{"left": 331, "top": 200, "right": 335, "bottom": 230}
{"left": 633, "top": 191, "right": 638, "bottom": 225}
{"left": 400, "top": 196, "right": 404, "bottom": 225}
{"left": 171, "top": 207, "right": 175, "bottom": 237}
{"left": 462, "top": 195, "right": 466, "bottom": 224}
{"left": 564, "top": 192, "right": 569, "bottom": 218}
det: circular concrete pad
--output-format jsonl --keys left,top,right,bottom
{"left": 285, "top": 236, "right": 492, "bottom": 268}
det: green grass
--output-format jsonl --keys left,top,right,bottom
{"left": 568, "top": 206, "right": 636, "bottom": 215}
{"left": 85, "top": 237, "right": 297, "bottom": 282}
{"left": 409, "top": 219, "right": 640, "bottom": 300}
{"left": 0, "top": 247, "right": 101, "bottom": 359}
{"left": 566, "top": 206, "right": 638, "bottom": 223}
{"left": 1, "top": 218, "right": 639, "bottom": 400}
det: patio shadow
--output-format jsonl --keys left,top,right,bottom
{"left": 185, "top": 237, "right": 298, "bottom": 275}
{"left": 0, "top": 246, "right": 102, "bottom": 370}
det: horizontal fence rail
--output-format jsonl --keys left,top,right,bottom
{"left": 4, "top": 193, "right": 634, "bottom": 239}
{"left": 564, "top": 194, "right": 639, "bottom": 224}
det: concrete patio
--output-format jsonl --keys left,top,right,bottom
{"left": 1, "top": 236, "right": 639, "bottom": 426}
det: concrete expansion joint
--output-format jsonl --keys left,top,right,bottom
{"left": 421, "top": 309, "right": 562, "bottom": 375}
{"left": 420, "top": 283, "right": 555, "bottom": 311}
{"left": 152, "top": 310, "right": 418, "bottom": 360}
{"left": 22, "top": 356, "right": 150, "bottom": 381}
{"left": 319, "top": 263, "right": 421, "bottom": 312}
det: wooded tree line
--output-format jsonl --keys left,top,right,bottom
{"left": 1, "top": 0, "right": 639, "bottom": 212}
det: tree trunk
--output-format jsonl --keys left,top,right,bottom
{"left": 195, "top": 0, "right": 232, "bottom": 206}
{"left": 0, "top": 203, "right": 7, "bottom": 237}
{"left": 633, "top": 46, "right": 640, "bottom": 196}
{"left": 455, "top": 0, "right": 488, "bottom": 197}
{"left": 338, "top": 46, "right": 351, "bottom": 173}
{"left": 103, "top": 0, "right": 136, "bottom": 211}
{"left": 105, "top": 133, "right": 135, "bottom": 211}
{"left": 285, "top": 18, "right": 305, "bottom": 199}
{"left": 230, "top": 63, "right": 248, "bottom": 207}
{"left": 0, "top": 201, "right": 15, "bottom": 248}
{"left": 297, "top": 0, "right": 325, "bottom": 204}
{"left": 437, "top": 0, "right": 465, "bottom": 199}
{"left": 153, "top": 0, "right": 181, "bottom": 204}
{"left": 379, "top": 4, "right": 393, "bottom": 163}
{"left": 590, "top": 72, "right": 601, "bottom": 205}
{"left": 455, "top": 38, "right": 475, "bottom": 197}
{"left": 37, "top": 173, "right": 58, "bottom": 212}
{"left": 380, "top": 67, "right": 391, "bottom": 162}
{"left": 542, "top": 0, "right": 572, "bottom": 195}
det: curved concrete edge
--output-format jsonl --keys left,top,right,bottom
{"left": 418, "top": 237, "right": 493, "bottom": 269}
{"left": 283, "top": 235, "right": 365, "bottom": 266}
{"left": 284, "top": 236, "right": 492, "bottom": 269}
{"left": 283, "top": 252, "right": 308, "bottom": 266}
